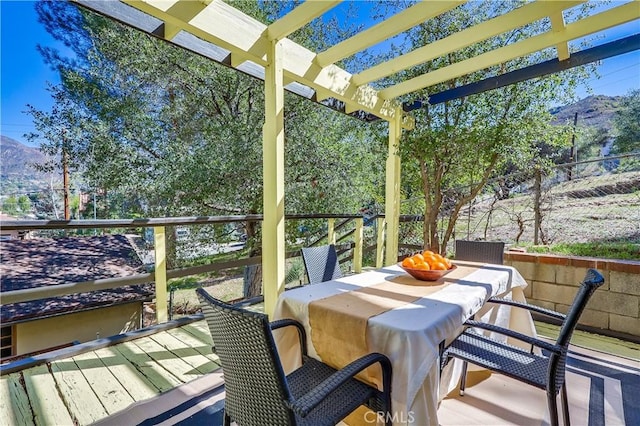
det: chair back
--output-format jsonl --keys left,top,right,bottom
{"left": 549, "top": 268, "right": 605, "bottom": 393}
{"left": 196, "top": 288, "right": 295, "bottom": 426}
{"left": 455, "top": 240, "right": 505, "bottom": 264}
{"left": 301, "top": 244, "right": 343, "bottom": 284}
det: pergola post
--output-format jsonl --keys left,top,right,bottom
{"left": 384, "top": 109, "right": 402, "bottom": 266}
{"left": 376, "top": 216, "right": 386, "bottom": 268}
{"left": 262, "top": 39, "right": 285, "bottom": 318}
{"left": 353, "top": 217, "right": 363, "bottom": 273}
{"left": 153, "top": 226, "right": 168, "bottom": 323}
{"left": 327, "top": 218, "right": 336, "bottom": 245}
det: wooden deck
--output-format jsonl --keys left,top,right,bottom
{"left": 0, "top": 319, "right": 220, "bottom": 425}
{"left": 1, "top": 317, "right": 638, "bottom": 426}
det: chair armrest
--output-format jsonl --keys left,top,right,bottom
{"left": 488, "top": 297, "right": 566, "bottom": 321}
{"left": 288, "top": 352, "right": 392, "bottom": 417}
{"left": 270, "top": 319, "right": 308, "bottom": 357}
{"left": 464, "top": 320, "right": 562, "bottom": 355}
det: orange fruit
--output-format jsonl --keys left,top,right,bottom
{"left": 414, "top": 262, "right": 430, "bottom": 270}
{"left": 402, "top": 257, "right": 416, "bottom": 268}
{"left": 422, "top": 250, "right": 434, "bottom": 257}
{"left": 413, "top": 253, "right": 424, "bottom": 262}
{"left": 432, "top": 261, "right": 448, "bottom": 270}
{"left": 423, "top": 253, "right": 436, "bottom": 264}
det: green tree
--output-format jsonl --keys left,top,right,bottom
{"left": 29, "top": 0, "right": 380, "bottom": 215}
{"left": 1, "top": 196, "right": 19, "bottom": 216}
{"left": 17, "top": 195, "right": 32, "bottom": 214}
{"left": 612, "top": 90, "right": 640, "bottom": 154}
{"left": 26, "top": 1, "right": 384, "bottom": 281}
{"left": 396, "top": 2, "right": 594, "bottom": 253}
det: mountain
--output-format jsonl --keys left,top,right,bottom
{"left": 550, "top": 95, "right": 623, "bottom": 132}
{"left": 1, "top": 136, "right": 49, "bottom": 178}
{"left": 0, "top": 135, "right": 55, "bottom": 195}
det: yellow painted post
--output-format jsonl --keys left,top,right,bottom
{"left": 353, "top": 218, "right": 363, "bottom": 273}
{"left": 376, "top": 216, "right": 386, "bottom": 268}
{"left": 327, "top": 218, "right": 336, "bottom": 245}
{"left": 153, "top": 226, "right": 168, "bottom": 323}
{"left": 384, "top": 109, "right": 402, "bottom": 265}
{"left": 263, "top": 39, "right": 285, "bottom": 318}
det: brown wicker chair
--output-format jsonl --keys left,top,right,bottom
{"left": 196, "top": 288, "right": 392, "bottom": 426}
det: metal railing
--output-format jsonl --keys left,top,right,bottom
{"left": 1, "top": 213, "right": 394, "bottom": 323}
{"left": 399, "top": 153, "right": 640, "bottom": 251}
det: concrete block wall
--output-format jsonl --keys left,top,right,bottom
{"left": 504, "top": 252, "right": 640, "bottom": 339}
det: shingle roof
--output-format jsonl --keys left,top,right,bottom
{"left": 0, "top": 234, "right": 154, "bottom": 324}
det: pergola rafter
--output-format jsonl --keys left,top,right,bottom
{"left": 71, "top": 0, "right": 639, "bottom": 316}
{"left": 315, "top": 0, "right": 466, "bottom": 68}
{"left": 352, "top": 0, "right": 584, "bottom": 87}
{"left": 379, "top": 1, "right": 639, "bottom": 99}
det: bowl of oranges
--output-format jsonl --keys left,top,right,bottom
{"left": 399, "top": 250, "right": 456, "bottom": 281}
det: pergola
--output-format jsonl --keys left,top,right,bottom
{"left": 73, "top": 0, "right": 639, "bottom": 316}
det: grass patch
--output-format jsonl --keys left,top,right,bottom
{"left": 524, "top": 242, "right": 639, "bottom": 261}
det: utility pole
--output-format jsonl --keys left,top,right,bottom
{"left": 568, "top": 112, "right": 578, "bottom": 181}
{"left": 62, "top": 129, "right": 71, "bottom": 220}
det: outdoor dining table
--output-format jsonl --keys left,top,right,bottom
{"left": 272, "top": 260, "right": 536, "bottom": 426}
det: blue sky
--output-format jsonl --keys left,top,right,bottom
{"left": 1, "top": 0, "right": 639, "bottom": 147}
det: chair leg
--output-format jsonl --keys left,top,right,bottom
{"left": 224, "top": 411, "right": 231, "bottom": 426}
{"left": 561, "top": 385, "right": 570, "bottom": 426}
{"left": 459, "top": 361, "right": 468, "bottom": 396}
{"left": 547, "top": 391, "right": 559, "bottom": 426}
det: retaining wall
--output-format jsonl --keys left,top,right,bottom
{"left": 504, "top": 252, "right": 640, "bottom": 340}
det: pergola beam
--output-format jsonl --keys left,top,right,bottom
{"left": 380, "top": 1, "right": 640, "bottom": 99}
{"left": 353, "top": 0, "right": 584, "bottom": 86}
{"left": 122, "top": 0, "right": 407, "bottom": 126}
{"left": 267, "top": 0, "right": 340, "bottom": 41}
{"left": 315, "top": 0, "right": 465, "bottom": 67}
{"left": 403, "top": 34, "right": 640, "bottom": 108}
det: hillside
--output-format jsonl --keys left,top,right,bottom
{"left": 550, "top": 95, "right": 623, "bottom": 132}
{"left": 1, "top": 136, "right": 48, "bottom": 177}
{"left": 0, "top": 136, "right": 54, "bottom": 195}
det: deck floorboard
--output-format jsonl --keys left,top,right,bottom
{"left": 1, "top": 319, "right": 637, "bottom": 425}
{"left": 91, "top": 346, "right": 159, "bottom": 401}
{"left": 0, "top": 372, "right": 34, "bottom": 426}
{"left": 50, "top": 357, "right": 109, "bottom": 424}
{"left": 23, "top": 364, "right": 73, "bottom": 426}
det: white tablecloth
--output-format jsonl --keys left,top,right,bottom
{"left": 273, "top": 261, "right": 535, "bottom": 426}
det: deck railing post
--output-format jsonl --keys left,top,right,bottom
{"left": 354, "top": 218, "right": 363, "bottom": 273}
{"left": 376, "top": 217, "right": 386, "bottom": 268}
{"left": 327, "top": 218, "right": 336, "bottom": 245}
{"left": 154, "top": 226, "right": 168, "bottom": 323}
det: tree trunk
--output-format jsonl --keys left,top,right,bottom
{"left": 243, "top": 218, "right": 262, "bottom": 298}
{"left": 243, "top": 264, "right": 262, "bottom": 298}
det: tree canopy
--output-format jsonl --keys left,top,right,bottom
{"left": 613, "top": 90, "right": 640, "bottom": 154}
{"left": 27, "top": 0, "right": 385, "bottom": 235}
{"left": 394, "top": 1, "right": 595, "bottom": 253}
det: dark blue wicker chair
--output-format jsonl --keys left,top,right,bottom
{"left": 442, "top": 268, "right": 605, "bottom": 426}
{"left": 301, "top": 244, "right": 343, "bottom": 284}
{"left": 454, "top": 240, "right": 505, "bottom": 264}
{"left": 196, "top": 288, "right": 392, "bottom": 426}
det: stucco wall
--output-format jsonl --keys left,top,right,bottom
{"left": 505, "top": 252, "right": 640, "bottom": 339}
{"left": 15, "top": 302, "right": 143, "bottom": 356}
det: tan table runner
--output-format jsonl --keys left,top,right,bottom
{"left": 308, "top": 264, "right": 477, "bottom": 388}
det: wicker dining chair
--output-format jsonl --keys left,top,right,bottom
{"left": 196, "top": 288, "right": 392, "bottom": 426}
{"left": 442, "top": 268, "right": 605, "bottom": 426}
{"left": 301, "top": 244, "right": 343, "bottom": 284}
{"left": 454, "top": 240, "right": 505, "bottom": 264}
